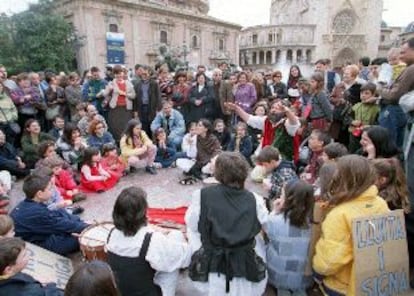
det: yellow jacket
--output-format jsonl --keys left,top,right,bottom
{"left": 312, "top": 185, "right": 389, "bottom": 295}
{"left": 120, "top": 132, "right": 153, "bottom": 162}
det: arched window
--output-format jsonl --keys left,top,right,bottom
{"left": 266, "top": 51, "right": 272, "bottom": 64}
{"left": 219, "top": 39, "right": 225, "bottom": 51}
{"left": 192, "top": 35, "right": 198, "bottom": 48}
{"left": 160, "top": 30, "right": 168, "bottom": 44}
{"left": 109, "top": 23, "right": 118, "bottom": 33}
{"left": 287, "top": 49, "right": 293, "bottom": 62}
{"left": 259, "top": 51, "right": 265, "bottom": 64}
{"left": 297, "top": 49, "right": 302, "bottom": 63}
{"left": 276, "top": 50, "right": 281, "bottom": 63}
{"left": 306, "top": 49, "right": 312, "bottom": 63}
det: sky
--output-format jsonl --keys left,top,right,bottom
{"left": 1, "top": 0, "right": 412, "bottom": 28}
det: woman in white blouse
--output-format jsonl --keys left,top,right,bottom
{"left": 106, "top": 186, "right": 191, "bottom": 296}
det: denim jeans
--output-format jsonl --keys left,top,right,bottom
{"left": 379, "top": 105, "right": 407, "bottom": 148}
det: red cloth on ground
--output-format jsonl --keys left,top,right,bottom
{"left": 147, "top": 207, "right": 187, "bottom": 225}
{"left": 101, "top": 155, "right": 126, "bottom": 179}
{"left": 261, "top": 118, "right": 276, "bottom": 148}
{"left": 80, "top": 164, "right": 120, "bottom": 193}
{"left": 55, "top": 169, "right": 79, "bottom": 200}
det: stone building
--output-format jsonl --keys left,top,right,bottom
{"left": 239, "top": 0, "right": 383, "bottom": 69}
{"left": 400, "top": 22, "right": 414, "bottom": 44}
{"left": 50, "top": 0, "right": 241, "bottom": 71}
{"left": 378, "top": 21, "right": 403, "bottom": 57}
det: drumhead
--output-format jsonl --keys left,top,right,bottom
{"left": 79, "top": 222, "right": 115, "bottom": 247}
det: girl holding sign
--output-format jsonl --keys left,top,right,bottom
{"left": 312, "top": 155, "right": 389, "bottom": 296}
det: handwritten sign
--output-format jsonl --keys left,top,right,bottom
{"left": 22, "top": 243, "right": 74, "bottom": 290}
{"left": 352, "top": 210, "right": 410, "bottom": 296}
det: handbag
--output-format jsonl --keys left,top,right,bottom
{"left": 0, "top": 107, "right": 21, "bottom": 135}
{"left": 46, "top": 105, "right": 60, "bottom": 120}
{"left": 18, "top": 104, "right": 37, "bottom": 115}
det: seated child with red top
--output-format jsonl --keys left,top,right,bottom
{"left": 80, "top": 147, "right": 120, "bottom": 193}
{"left": 40, "top": 155, "right": 86, "bottom": 202}
{"left": 0, "top": 237, "right": 64, "bottom": 295}
{"left": 101, "top": 143, "right": 126, "bottom": 178}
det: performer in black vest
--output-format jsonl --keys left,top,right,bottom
{"left": 106, "top": 186, "right": 191, "bottom": 296}
{"left": 185, "top": 152, "right": 269, "bottom": 295}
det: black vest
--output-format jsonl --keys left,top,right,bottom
{"left": 107, "top": 231, "right": 162, "bottom": 296}
{"left": 189, "top": 184, "right": 266, "bottom": 292}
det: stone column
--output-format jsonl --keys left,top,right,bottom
{"left": 281, "top": 49, "right": 287, "bottom": 64}
{"left": 292, "top": 50, "right": 297, "bottom": 64}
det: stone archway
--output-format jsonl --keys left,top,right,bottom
{"left": 334, "top": 48, "right": 357, "bottom": 67}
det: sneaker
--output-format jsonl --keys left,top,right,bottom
{"left": 72, "top": 193, "right": 87, "bottom": 203}
{"left": 145, "top": 166, "right": 157, "bottom": 175}
{"left": 71, "top": 206, "right": 84, "bottom": 215}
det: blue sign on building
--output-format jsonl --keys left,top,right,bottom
{"left": 106, "top": 32, "right": 125, "bottom": 65}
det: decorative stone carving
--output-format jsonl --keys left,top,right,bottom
{"left": 332, "top": 10, "right": 356, "bottom": 34}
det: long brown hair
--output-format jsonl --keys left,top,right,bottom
{"left": 310, "top": 71, "right": 325, "bottom": 94}
{"left": 372, "top": 158, "right": 410, "bottom": 213}
{"left": 327, "top": 155, "right": 376, "bottom": 206}
{"left": 282, "top": 180, "right": 314, "bottom": 228}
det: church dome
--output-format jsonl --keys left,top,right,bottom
{"left": 404, "top": 22, "right": 414, "bottom": 33}
{"left": 381, "top": 20, "right": 388, "bottom": 28}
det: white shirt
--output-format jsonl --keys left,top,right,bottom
{"left": 246, "top": 115, "right": 301, "bottom": 137}
{"left": 106, "top": 226, "right": 191, "bottom": 296}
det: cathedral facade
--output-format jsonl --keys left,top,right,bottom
{"left": 51, "top": 0, "right": 241, "bottom": 71}
{"left": 239, "top": 0, "right": 384, "bottom": 69}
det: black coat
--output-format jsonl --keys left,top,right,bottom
{"left": 132, "top": 79, "right": 162, "bottom": 122}
{"left": 188, "top": 84, "right": 215, "bottom": 122}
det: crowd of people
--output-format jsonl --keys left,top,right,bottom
{"left": 0, "top": 37, "right": 413, "bottom": 295}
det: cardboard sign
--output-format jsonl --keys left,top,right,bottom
{"left": 22, "top": 243, "right": 74, "bottom": 290}
{"left": 352, "top": 210, "right": 410, "bottom": 296}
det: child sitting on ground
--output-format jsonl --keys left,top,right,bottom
{"left": 32, "top": 167, "right": 84, "bottom": 215}
{"left": 0, "top": 215, "right": 14, "bottom": 237}
{"left": 227, "top": 122, "right": 253, "bottom": 162}
{"left": 0, "top": 237, "right": 64, "bottom": 295}
{"left": 11, "top": 174, "right": 89, "bottom": 255}
{"left": 101, "top": 143, "right": 126, "bottom": 178}
{"left": 256, "top": 146, "right": 298, "bottom": 206}
{"left": 177, "top": 123, "right": 198, "bottom": 173}
{"left": 80, "top": 147, "right": 120, "bottom": 193}
{"left": 300, "top": 129, "right": 331, "bottom": 185}
{"left": 181, "top": 122, "right": 197, "bottom": 159}
{"left": 154, "top": 127, "right": 178, "bottom": 168}
{"left": 265, "top": 180, "right": 314, "bottom": 296}
{"left": 213, "top": 119, "right": 231, "bottom": 150}
{"left": 41, "top": 155, "right": 86, "bottom": 203}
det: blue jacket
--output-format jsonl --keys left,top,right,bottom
{"left": 87, "top": 132, "right": 115, "bottom": 151}
{"left": 0, "top": 272, "right": 63, "bottom": 296}
{"left": 150, "top": 109, "right": 185, "bottom": 140}
{"left": 227, "top": 135, "right": 253, "bottom": 160}
{"left": 11, "top": 199, "right": 88, "bottom": 244}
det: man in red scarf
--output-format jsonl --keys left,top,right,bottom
{"left": 226, "top": 100, "right": 300, "bottom": 161}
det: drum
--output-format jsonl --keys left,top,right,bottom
{"left": 79, "top": 222, "right": 114, "bottom": 261}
